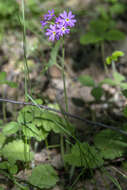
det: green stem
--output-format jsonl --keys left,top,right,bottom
{"left": 101, "top": 42, "right": 108, "bottom": 75}
{"left": 23, "top": 124, "right": 29, "bottom": 165}
{"left": 60, "top": 39, "right": 71, "bottom": 162}
{"left": 21, "top": 0, "right": 31, "bottom": 167}
{"left": 112, "top": 60, "right": 116, "bottom": 73}
{"left": 60, "top": 134, "right": 64, "bottom": 162}
{"left": 2, "top": 92, "right": 6, "bottom": 123}
{"left": 69, "top": 169, "right": 85, "bottom": 190}
{"left": 21, "top": 0, "right": 27, "bottom": 99}
{"left": 61, "top": 39, "right": 69, "bottom": 159}
{"left": 21, "top": 0, "right": 31, "bottom": 100}
{"left": 0, "top": 170, "right": 26, "bottom": 190}
{"left": 12, "top": 176, "right": 27, "bottom": 190}
{"left": 61, "top": 39, "right": 68, "bottom": 113}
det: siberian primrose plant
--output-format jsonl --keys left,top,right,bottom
{"left": 40, "top": 9, "right": 76, "bottom": 112}
{"left": 40, "top": 9, "right": 77, "bottom": 160}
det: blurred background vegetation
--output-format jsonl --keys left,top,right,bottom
{"left": 0, "top": 0, "right": 127, "bottom": 189}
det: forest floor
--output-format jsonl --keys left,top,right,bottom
{"left": 0, "top": 0, "right": 127, "bottom": 189}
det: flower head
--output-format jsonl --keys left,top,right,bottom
{"left": 55, "top": 16, "right": 64, "bottom": 26}
{"left": 40, "top": 20, "right": 47, "bottom": 28}
{"left": 57, "top": 24, "right": 70, "bottom": 36}
{"left": 59, "top": 11, "right": 76, "bottom": 27}
{"left": 44, "top": 9, "right": 55, "bottom": 21}
{"left": 45, "top": 24, "right": 58, "bottom": 41}
{"left": 40, "top": 9, "right": 76, "bottom": 41}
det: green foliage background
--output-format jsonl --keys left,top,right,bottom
{"left": 0, "top": 0, "right": 127, "bottom": 189}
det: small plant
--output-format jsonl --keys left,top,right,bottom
{"left": 78, "top": 51, "right": 127, "bottom": 102}
{"left": 80, "top": 0, "right": 126, "bottom": 68}
{"left": 0, "top": 102, "right": 64, "bottom": 189}
{"left": 80, "top": 18, "right": 125, "bottom": 45}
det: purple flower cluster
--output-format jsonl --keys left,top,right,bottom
{"left": 40, "top": 9, "right": 76, "bottom": 41}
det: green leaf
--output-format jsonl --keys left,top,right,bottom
{"left": 0, "top": 0, "right": 18, "bottom": 17}
{"left": 105, "top": 50, "right": 124, "bottom": 65}
{"left": 20, "top": 105, "right": 41, "bottom": 118}
{"left": 78, "top": 75, "right": 95, "bottom": 87}
{"left": 0, "top": 72, "right": 17, "bottom": 87}
{"left": 105, "top": 30, "right": 125, "bottom": 41}
{"left": 41, "top": 111, "right": 75, "bottom": 135}
{"left": 3, "top": 122, "right": 19, "bottom": 136}
{"left": 0, "top": 161, "right": 8, "bottom": 169}
{"left": 9, "top": 164, "right": 18, "bottom": 175}
{"left": 34, "top": 99, "right": 43, "bottom": 105}
{"left": 113, "top": 71, "right": 125, "bottom": 83}
{"left": 28, "top": 164, "right": 59, "bottom": 189}
{"left": 64, "top": 142, "right": 104, "bottom": 168}
{"left": 90, "top": 20, "right": 108, "bottom": 34}
{"left": 96, "top": 5, "right": 109, "bottom": 20}
{"left": 17, "top": 111, "right": 33, "bottom": 124}
{"left": 100, "top": 78, "right": 117, "bottom": 86}
{"left": 122, "top": 90, "right": 127, "bottom": 98}
{"left": 47, "top": 103, "right": 60, "bottom": 111}
{"left": 22, "top": 123, "right": 45, "bottom": 141}
{"left": 0, "top": 133, "right": 6, "bottom": 148}
{"left": 80, "top": 32, "right": 103, "bottom": 45}
{"left": 110, "top": 3, "right": 126, "bottom": 15}
{"left": 33, "top": 118, "right": 42, "bottom": 127}
{"left": 94, "top": 129, "right": 127, "bottom": 159}
{"left": 45, "top": 40, "right": 61, "bottom": 69}
{"left": 120, "top": 83, "right": 127, "bottom": 90}
{"left": 122, "top": 161, "right": 127, "bottom": 171}
{"left": 0, "top": 161, "right": 18, "bottom": 174}
{"left": 0, "top": 120, "right": 3, "bottom": 127}
{"left": 40, "top": 128, "right": 49, "bottom": 140}
{"left": 0, "top": 71, "right": 6, "bottom": 82}
{"left": 123, "top": 106, "right": 127, "bottom": 117}
{"left": 91, "top": 87, "right": 104, "bottom": 101}
{"left": 4, "top": 81, "right": 18, "bottom": 88}
{"left": 0, "top": 187, "right": 5, "bottom": 190}
{"left": 2, "top": 140, "right": 34, "bottom": 162}
{"left": 112, "top": 51, "right": 124, "bottom": 61}
{"left": 106, "top": 56, "right": 112, "bottom": 65}
{"left": 41, "top": 112, "right": 63, "bottom": 134}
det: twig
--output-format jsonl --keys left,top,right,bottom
{"left": 0, "top": 98, "right": 127, "bottom": 135}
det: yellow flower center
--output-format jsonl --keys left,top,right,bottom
{"left": 53, "top": 31, "right": 56, "bottom": 35}
{"left": 66, "top": 18, "right": 69, "bottom": 22}
{"left": 62, "top": 27, "right": 65, "bottom": 31}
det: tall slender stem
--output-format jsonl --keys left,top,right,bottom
{"left": 21, "top": 0, "right": 31, "bottom": 166}
{"left": 60, "top": 39, "right": 70, "bottom": 159}
{"left": 21, "top": 0, "right": 31, "bottom": 100}
{"left": 2, "top": 92, "right": 6, "bottom": 122}
{"left": 101, "top": 42, "right": 108, "bottom": 75}
{"left": 22, "top": 0, "right": 27, "bottom": 98}
{"left": 61, "top": 39, "right": 68, "bottom": 112}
